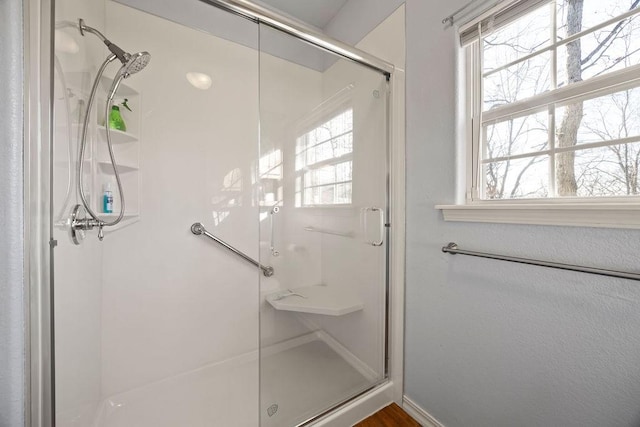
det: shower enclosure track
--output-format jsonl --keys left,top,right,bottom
{"left": 199, "top": 0, "right": 394, "bottom": 77}
{"left": 191, "top": 222, "right": 274, "bottom": 277}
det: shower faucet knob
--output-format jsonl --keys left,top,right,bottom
{"left": 69, "top": 204, "right": 105, "bottom": 245}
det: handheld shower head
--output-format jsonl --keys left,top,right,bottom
{"left": 121, "top": 51, "right": 151, "bottom": 78}
{"left": 105, "top": 52, "right": 151, "bottom": 101}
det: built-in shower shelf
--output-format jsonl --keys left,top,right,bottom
{"left": 266, "top": 285, "right": 363, "bottom": 316}
{"left": 64, "top": 72, "right": 142, "bottom": 234}
{"left": 97, "top": 126, "right": 138, "bottom": 143}
{"left": 98, "top": 161, "right": 139, "bottom": 173}
{"left": 100, "top": 212, "right": 138, "bottom": 219}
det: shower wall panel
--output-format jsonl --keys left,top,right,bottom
{"left": 100, "top": 2, "right": 323, "bottom": 398}
{"left": 54, "top": 0, "right": 108, "bottom": 424}
{"left": 100, "top": 2, "right": 258, "bottom": 397}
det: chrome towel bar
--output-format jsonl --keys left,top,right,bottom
{"left": 191, "top": 222, "right": 274, "bottom": 277}
{"left": 442, "top": 242, "right": 640, "bottom": 282}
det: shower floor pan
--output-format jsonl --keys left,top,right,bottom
{"left": 91, "top": 332, "right": 375, "bottom": 427}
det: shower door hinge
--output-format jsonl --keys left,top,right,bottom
{"left": 49, "top": 239, "right": 58, "bottom": 248}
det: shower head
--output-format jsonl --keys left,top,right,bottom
{"left": 78, "top": 18, "right": 151, "bottom": 77}
{"left": 106, "top": 53, "right": 150, "bottom": 101}
{"left": 120, "top": 51, "right": 151, "bottom": 78}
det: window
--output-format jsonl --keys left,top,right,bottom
{"left": 464, "top": 0, "right": 640, "bottom": 202}
{"left": 294, "top": 108, "right": 354, "bottom": 207}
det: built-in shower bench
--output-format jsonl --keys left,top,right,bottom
{"left": 266, "top": 285, "right": 363, "bottom": 316}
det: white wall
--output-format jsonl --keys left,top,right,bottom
{"left": 404, "top": 1, "right": 640, "bottom": 426}
{"left": 100, "top": 2, "right": 260, "bottom": 397}
{"left": 100, "top": 2, "right": 333, "bottom": 398}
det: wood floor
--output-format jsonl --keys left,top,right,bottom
{"left": 354, "top": 403, "right": 421, "bottom": 426}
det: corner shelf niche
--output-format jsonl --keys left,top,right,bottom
{"left": 90, "top": 77, "right": 142, "bottom": 230}
{"left": 97, "top": 126, "right": 138, "bottom": 144}
{"left": 266, "top": 285, "right": 364, "bottom": 316}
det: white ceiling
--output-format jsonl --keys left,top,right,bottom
{"left": 258, "top": 0, "right": 349, "bottom": 29}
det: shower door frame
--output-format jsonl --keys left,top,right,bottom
{"left": 25, "top": 0, "right": 56, "bottom": 425}
{"left": 25, "top": 0, "right": 406, "bottom": 425}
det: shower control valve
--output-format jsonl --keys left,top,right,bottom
{"left": 70, "top": 204, "right": 105, "bottom": 245}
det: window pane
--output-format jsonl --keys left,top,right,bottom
{"left": 332, "top": 133, "right": 353, "bottom": 157}
{"left": 304, "top": 161, "right": 352, "bottom": 187}
{"left": 556, "top": 86, "right": 640, "bottom": 146}
{"left": 335, "top": 182, "right": 352, "bottom": 204}
{"left": 483, "top": 51, "right": 551, "bottom": 111}
{"left": 302, "top": 134, "right": 353, "bottom": 168}
{"left": 322, "top": 109, "right": 353, "bottom": 139}
{"left": 471, "top": 1, "right": 640, "bottom": 202}
{"left": 557, "top": 0, "right": 640, "bottom": 40}
{"left": 336, "top": 161, "right": 352, "bottom": 182}
{"left": 484, "top": 111, "right": 548, "bottom": 159}
{"left": 296, "top": 108, "right": 354, "bottom": 207}
{"left": 557, "top": 16, "right": 640, "bottom": 88}
{"left": 572, "top": 142, "right": 640, "bottom": 196}
{"left": 483, "top": 156, "right": 549, "bottom": 199}
{"left": 302, "top": 182, "right": 352, "bottom": 206}
{"left": 296, "top": 108, "right": 353, "bottom": 154}
{"left": 295, "top": 153, "right": 304, "bottom": 171}
{"left": 483, "top": 4, "right": 551, "bottom": 72}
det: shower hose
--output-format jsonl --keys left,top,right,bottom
{"left": 77, "top": 53, "right": 127, "bottom": 238}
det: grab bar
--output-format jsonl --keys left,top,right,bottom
{"left": 191, "top": 222, "right": 274, "bottom": 277}
{"left": 442, "top": 242, "right": 640, "bottom": 282}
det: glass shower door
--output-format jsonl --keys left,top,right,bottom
{"left": 258, "top": 24, "right": 389, "bottom": 426}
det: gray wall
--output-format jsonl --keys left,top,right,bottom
{"left": 0, "top": 0, "right": 25, "bottom": 426}
{"left": 404, "top": 1, "right": 640, "bottom": 426}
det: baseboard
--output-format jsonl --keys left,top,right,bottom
{"left": 402, "top": 396, "right": 445, "bottom": 427}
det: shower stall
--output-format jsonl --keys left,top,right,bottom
{"left": 39, "top": 0, "right": 404, "bottom": 425}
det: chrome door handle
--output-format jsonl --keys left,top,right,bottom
{"left": 270, "top": 206, "right": 280, "bottom": 257}
{"left": 364, "top": 207, "right": 384, "bottom": 246}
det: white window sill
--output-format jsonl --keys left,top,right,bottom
{"left": 436, "top": 203, "right": 640, "bottom": 229}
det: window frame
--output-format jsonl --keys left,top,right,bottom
{"left": 438, "top": 0, "right": 640, "bottom": 229}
